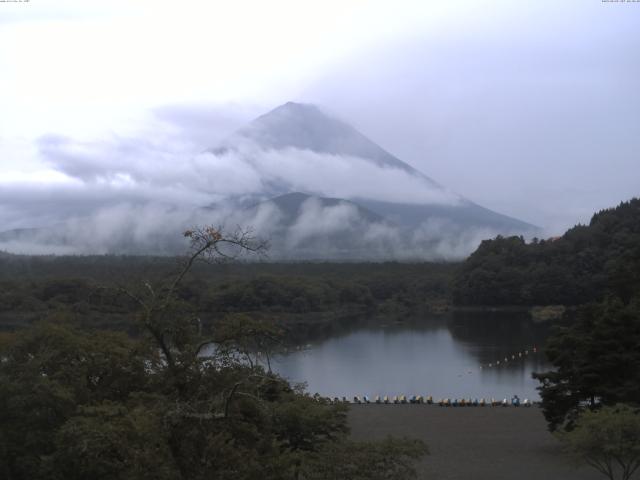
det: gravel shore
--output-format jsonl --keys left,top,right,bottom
{"left": 348, "top": 405, "right": 601, "bottom": 480}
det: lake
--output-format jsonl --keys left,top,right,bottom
{"left": 273, "top": 311, "right": 552, "bottom": 400}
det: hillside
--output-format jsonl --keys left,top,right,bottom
{"left": 452, "top": 198, "right": 640, "bottom": 306}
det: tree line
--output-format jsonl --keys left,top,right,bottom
{"left": 0, "top": 257, "right": 453, "bottom": 334}
{"left": 453, "top": 198, "right": 640, "bottom": 306}
{"left": 0, "top": 227, "right": 427, "bottom": 480}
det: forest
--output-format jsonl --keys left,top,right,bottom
{"left": 0, "top": 255, "right": 453, "bottom": 337}
{"left": 0, "top": 228, "right": 430, "bottom": 480}
{"left": 453, "top": 198, "right": 640, "bottom": 306}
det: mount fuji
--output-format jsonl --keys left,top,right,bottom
{"left": 0, "top": 102, "right": 538, "bottom": 259}
{"left": 213, "top": 102, "right": 537, "bottom": 248}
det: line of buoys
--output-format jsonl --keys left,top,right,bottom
{"left": 481, "top": 346, "right": 538, "bottom": 370}
{"left": 326, "top": 395, "right": 534, "bottom": 407}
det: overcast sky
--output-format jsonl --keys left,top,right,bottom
{"left": 1, "top": 0, "right": 639, "bottom": 235}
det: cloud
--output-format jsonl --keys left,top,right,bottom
{"left": 305, "top": 2, "right": 640, "bottom": 234}
{"left": 151, "top": 102, "right": 261, "bottom": 148}
{"left": 0, "top": 193, "right": 502, "bottom": 261}
{"left": 0, "top": 110, "right": 507, "bottom": 259}
{"left": 252, "top": 146, "right": 460, "bottom": 205}
{"left": 33, "top": 130, "right": 460, "bottom": 204}
{"left": 0, "top": 112, "right": 462, "bottom": 233}
{"left": 2, "top": 0, "right": 638, "bottom": 239}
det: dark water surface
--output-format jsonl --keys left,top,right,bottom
{"left": 273, "top": 311, "right": 552, "bottom": 400}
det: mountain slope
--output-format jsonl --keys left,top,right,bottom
{"left": 216, "top": 101, "right": 538, "bottom": 234}
{"left": 356, "top": 199, "right": 535, "bottom": 231}
{"left": 224, "top": 102, "right": 433, "bottom": 180}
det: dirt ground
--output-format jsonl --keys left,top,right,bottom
{"left": 348, "top": 405, "right": 602, "bottom": 480}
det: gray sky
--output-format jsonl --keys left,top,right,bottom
{"left": 1, "top": 0, "right": 639, "bottom": 235}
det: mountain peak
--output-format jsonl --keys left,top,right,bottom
{"left": 274, "top": 101, "right": 322, "bottom": 114}
{"left": 226, "top": 101, "right": 423, "bottom": 175}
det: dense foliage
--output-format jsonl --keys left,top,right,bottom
{"left": 0, "top": 258, "right": 453, "bottom": 334}
{"left": 0, "top": 228, "right": 427, "bottom": 479}
{"left": 557, "top": 404, "right": 640, "bottom": 480}
{"left": 533, "top": 296, "right": 640, "bottom": 431}
{"left": 453, "top": 198, "right": 640, "bottom": 306}
{"left": 0, "top": 321, "right": 425, "bottom": 480}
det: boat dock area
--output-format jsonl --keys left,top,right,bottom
{"left": 321, "top": 395, "right": 536, "bottom": 407}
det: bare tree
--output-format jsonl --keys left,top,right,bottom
{"left": 119, "top": 225, "right": 267, "bottom": 373}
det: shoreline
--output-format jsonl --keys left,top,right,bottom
{"left": 348, "top": 404, "right": 600, "bottom": 480}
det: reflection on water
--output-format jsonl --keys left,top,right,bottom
{"left": 273, "top": 311, "right": 552, "bottom": 400}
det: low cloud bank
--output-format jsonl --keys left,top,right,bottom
{"left": 0, "top": 198, "right": 508, "bottom": 261}
{"left": 0, "top": 118, "right": 495, "bottom": 260}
